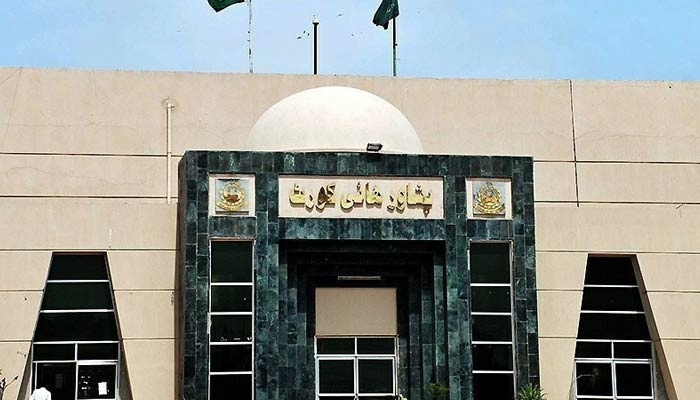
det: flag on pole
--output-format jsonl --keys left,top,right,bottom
{"left": 208, "top": 0, "right": 245, "bottom": 12}
{"left": 372, "top": 0, "right": 399, "bottom": 29}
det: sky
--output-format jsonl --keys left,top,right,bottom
{"left": 1, "top": 0, "right": 699, "bottom": 80}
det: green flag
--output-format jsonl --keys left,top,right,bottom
{"left": 208, "top": 0, "right": 245, "bottom": 12}
{"left": 373, "top": 0, "right": 399, "bottom": 30}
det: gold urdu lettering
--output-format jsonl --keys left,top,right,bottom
{"left": 288, "top": 180, "right": 435, "bottom": 216}
{"left": 289, "top": 183, "right": 306, "bottom": 205}
{"left": 340, "top": 193, "right": 354, "bottom": 210}
{"left": 396, "top": 185, "right": 407, "bottom": 211}
{"left": 407, "top": 184, "right": 423, "bottom": 205}
{"left": 316, "top": 184, "right": 336, "bottom": 210}
{"left": 387, "top": 193, "right": 397, "bottom": 211}
{"left": 365, "top": 183, "right": 383, "bottom": 205}
{"left": 304, "top": 191, "right": 315, "bottom": 210}
{"left": 340, "top": 182, "right": 364, "bottom": 210}
{"left": 387, "top": 183, "right": 434, "bottom": 215}
{"left": 422, "top": 189, "right": 433, "bottom": 206}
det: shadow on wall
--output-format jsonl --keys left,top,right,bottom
{"left": 15, "top": 357, "right": 30, "bottom": 400}
{"left": 119, "top": 351, "right": 134, "bottom": 400}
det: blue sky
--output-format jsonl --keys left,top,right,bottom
{"left": 1, "top": 0, "right": 699, "bottom": 80}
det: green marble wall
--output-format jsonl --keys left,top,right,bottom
{"left": 179, "top": 151, "right": 538, "bottom": 400}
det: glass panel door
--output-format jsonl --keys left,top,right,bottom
{"left": 316, "top": 337, "right": 397, "bottom": 400}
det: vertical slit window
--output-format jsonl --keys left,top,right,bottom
{"left": 469, "top": 242, "right": 515, "bottom": 400}
{"left": 31, "top": 253, "right": 120, "bottom": 400}
{"left": 209, "top": 241, "right": 254, "bottom": 400}
{"left": 575, "top": 256, "right": 654, "bottom": 400}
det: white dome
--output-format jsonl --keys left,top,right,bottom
{"left": 247, "top": 86, "right": 424, "bottom": 153}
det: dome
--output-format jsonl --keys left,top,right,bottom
{"left": 247, "top": 86, "right": 424, "bottom": 153}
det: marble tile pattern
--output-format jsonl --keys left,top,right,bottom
{"left": 178, "top": 151, "right": 538, "bottom": 400}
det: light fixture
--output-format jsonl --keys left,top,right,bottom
{"left": 366, "top": 143, "right": 383, "bottom": 152}
{"left": 337, "top": 275, "right": 382, "bottom": 281}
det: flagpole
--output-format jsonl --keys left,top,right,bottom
{"left": 392, "top": 18, "right": 397, "bottom": 77}
{"left": 248, "top": 0, "right": 253, "bottom": 73}
{"left": 313, "top": 15, "right": 319, "bottom": 75}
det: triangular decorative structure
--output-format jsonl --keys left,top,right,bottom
{"left": 573, "top": 256, "right": 659, "bottom": 399}
{"left": 29, "top": 254, "right": 127, "bottom": 399}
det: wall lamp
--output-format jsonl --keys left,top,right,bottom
{"left": 366, "top": 143, "right": 383, "bottom": 152}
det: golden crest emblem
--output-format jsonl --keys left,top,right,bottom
{"left": 474, "top": 181, "right": 506, "bottom": 215}
{"left": 216, "top": 180, "right": 248, "bottom": 212}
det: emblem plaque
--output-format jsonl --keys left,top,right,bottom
{"left": 474, "top": 181, "right": 506, "bottom": 215}
{"left": 216, "top": 179, "right": 248, "bottom": 212}
{"left": 467, "top": 179, "right": 511, "bottom": 219}
{"left": 209, "top": 176, "right": 255, "bottom": 216}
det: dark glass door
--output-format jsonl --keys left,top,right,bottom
{"left": 35, "top": 363, "right": 76, "bottom": 400}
